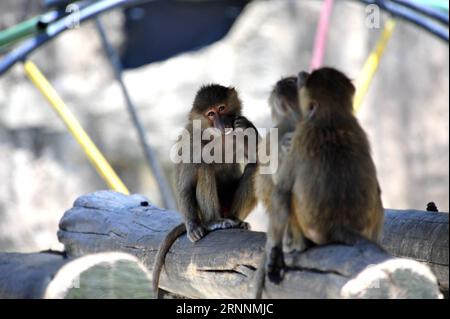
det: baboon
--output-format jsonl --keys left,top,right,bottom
{"left": 265, "top": 67, "right": 384, "bottom": 284}
{"left": 256, "top": 73, "right": 309, "bottom": 254}
{"left": 254, "top": 73, "right": 308, "bottom": 298}
{"left": 153, "top": 84, "right": 259, "bottom": 298}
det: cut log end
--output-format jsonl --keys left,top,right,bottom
{"left": 45, "top": 252, "right": 154, "bottom": 299}
{"left": 341, "top": 259, "right": 443, "bottom": 299}
{"left": 0, "top": 251, "right": 154, "bottom": 299}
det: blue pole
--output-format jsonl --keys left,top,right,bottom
{"left": 360, "top": 0, "right": 449, "bottom": 42}
{"left": 0, "top": 0, "right": 150, "bottom": 75}
{"left": 391, "top": 0, "right": 448, "bottom": 25}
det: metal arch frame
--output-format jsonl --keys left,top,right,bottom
{"left": 0, "top": 0, "right": 449, "bottom": 75}
{"left": 390, "top": 0, "right": 448, "bottom": 25}
{"left": 359, "top": 0, "right": 449, "bottom": 41}
{"left": 0, "top": 0, "right": 447, "bottom": 207}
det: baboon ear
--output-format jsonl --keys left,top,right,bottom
{"left": 297, "top": 71, "right": 309, "bottom": 89}
{"left": 307, "top": 100, "right": 319, "bottom": 119}
{"left": 347, "top": 78, "right": 356, "bottom": 96}
{"left": 228, "top": 87, "right": 237, "bottom": 96}
{"left": 228, "top": 87, "right": 240, "bottom": 105}
{"left": 349, "top": 81, "right": 356, "bottom": 95}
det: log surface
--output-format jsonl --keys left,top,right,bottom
{"left": 57, "top": 191, "right": 446, "bottom": 299}
{"left": 382, "top": 210, "right": 449, "bottom": 290}
{"left": 0, "top": 252, "right": 68, "bottom": 298}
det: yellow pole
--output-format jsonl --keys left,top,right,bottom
{"left": 23, "top": 60, "right": 130, "bottom": 195}
{"left": 354, "top": 19, "right": 396, "bottom": 113}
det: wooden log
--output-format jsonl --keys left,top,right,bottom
{"left": 381, "top": 210, "right": 449, "bottom": 292}
{"left": 57, "top": 190, "right": 445, "bottom": 299}
{"left": 0, "top": 251, "right": 153, "bottom": 299}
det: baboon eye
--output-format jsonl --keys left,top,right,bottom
{"left": 218, "top": 105, "right": 225, "bottom": 112}
{"left": 207, "top": 111, "right": 215, "bottom": 117}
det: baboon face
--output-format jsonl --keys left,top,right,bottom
{"left": 191, "top": 84, "right": 242, "bottom": 134}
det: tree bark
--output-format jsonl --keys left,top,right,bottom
{"left": 57, "top": 190, "right": 445, "bottom": 299}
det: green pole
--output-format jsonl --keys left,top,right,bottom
{"left": 0, "top": 16, "right": 42, "bottom": 48}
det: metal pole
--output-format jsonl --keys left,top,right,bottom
{"left": 95, "top": 17, "right": 176, "bottom": 210}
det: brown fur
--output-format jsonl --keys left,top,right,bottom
{"left": 153, "top": 84, "right": 259, "bottom": 298}
{"left": 254, "top": 74, "right": 307, "bottom": 298}
{"left": 266, "top": 67, "right": 384, "bottom": 283}
{"left": 256, "top": 74, "right": 309, "bottom": 252}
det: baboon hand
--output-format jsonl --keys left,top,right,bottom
{"left": 186, "top": 221, "right": 206, "bottom": 242}
{"left": 234, "top": 115, "right": 257, "bottom": 131}
{"left": 280, "top": 132, "right": 294, "bottom": 154}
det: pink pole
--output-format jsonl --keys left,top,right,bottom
{"left": 309, "top": 0, "right": 334, "bottom": 71}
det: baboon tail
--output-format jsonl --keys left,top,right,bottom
{"left": 152, "top": 222, "right": 186, "bottom": 298}
{"left": 254, "top": 252, "right": 266, "bottom": 299}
